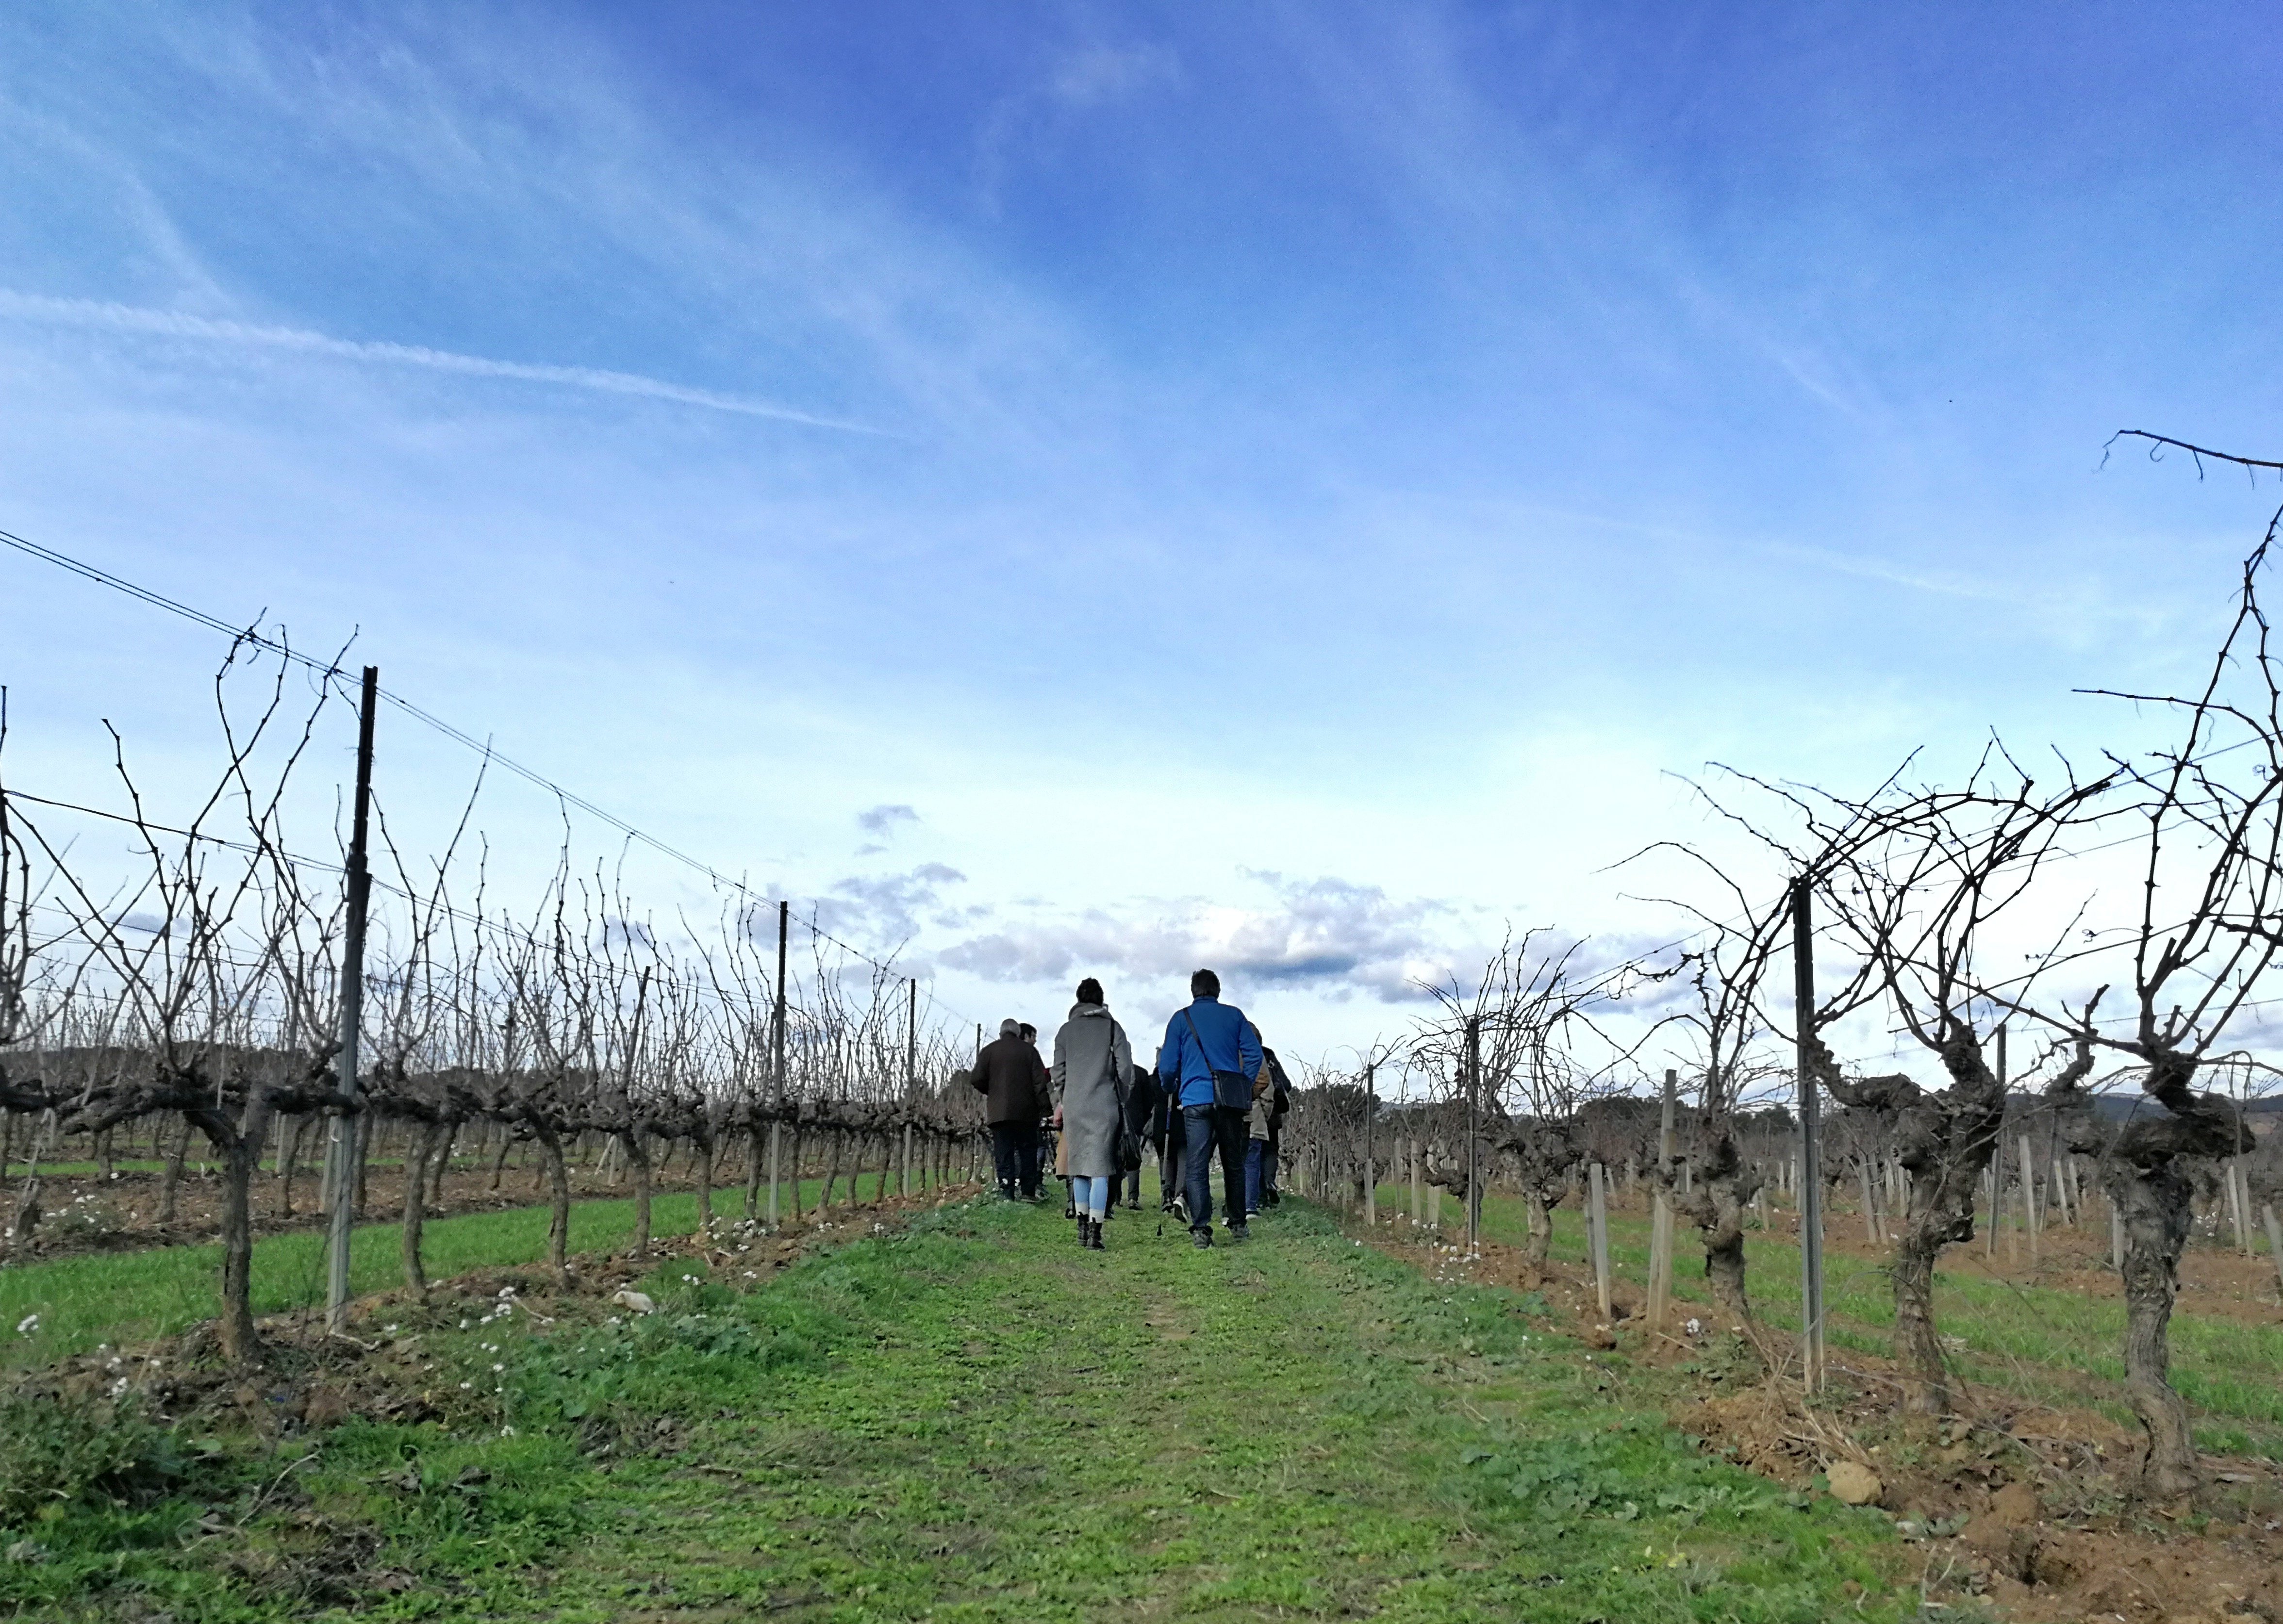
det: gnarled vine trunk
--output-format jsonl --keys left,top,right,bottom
{"left": 401, "top": 1119, "right": 437, "bottom": 1298}
{"left": 1668, "top": 1128, "right": 1761, "bottom": 1337}
{"left": 519, "top": 1118, "right": 566, "bottom": 1285}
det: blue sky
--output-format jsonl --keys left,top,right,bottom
{"left": 4, "top": 2, "right": 2282, "bottom": 1071}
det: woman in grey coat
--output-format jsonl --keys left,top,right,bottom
{"left": 1051, "top": 977, "right": 1133, "bottom": 1250}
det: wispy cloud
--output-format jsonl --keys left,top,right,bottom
{"left": 0, "top": 291, "right": 890, "bottom": 435}
{"left": 1048, "top": 43, "right": 1182, "bottom": 109}
{"left": 820, "top": 862, "right": 969, "bottom": 944}
{"left": 976, "top": 39, "right": 1182, "bottom": 212}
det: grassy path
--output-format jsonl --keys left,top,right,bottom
{"left": 393, "top": 1196, "right": 1902, "bottom": 1622}
{"left": 10, "top": 1193, "right": 1915, "bottom": 1622}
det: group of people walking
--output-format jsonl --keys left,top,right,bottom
{"left": 967, "top": 969, "right": 1292, "bottom": 1250}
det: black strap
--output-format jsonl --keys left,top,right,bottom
{"left": 1181, "top": 1006, "right": 1211, "bottom": 1074}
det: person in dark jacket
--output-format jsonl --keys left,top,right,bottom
{"left": 1261, "top": 1049, "right": 1291, "bottom": 1207}
{"left": 1149, "top": 1047, "right": 1185, "bottom": 1217}
{"left": 1155, "top": 968, "right": 1264, "bottom": 1248}
{"left": 1117, "top": 1062, "right": 1158, "bottom": 1208}
{"left": 970, "top": 1018, "right": 1051, "bottom": 1199}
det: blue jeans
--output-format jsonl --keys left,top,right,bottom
{"left": 1245, "top": 1138, "right": 1278, "bottom": 1214}
{"left": 1181, "top": 1103, "right": 1249, "bottom": 1234}
{"left": 1069, "top": 1175, "right": 1110, "bottom": 1218}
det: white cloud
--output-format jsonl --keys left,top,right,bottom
{"left": 856, "top": 803, "right": 920, "bottom": 835}
{"left": 821, "top": 862, "right": 969, "bottom": 944}
{"left": 935, "top": 870, "right": 1469, "bottom": 1004}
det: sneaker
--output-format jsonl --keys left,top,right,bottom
{"left": 1191, "top": 1228, "right": 1213, "bottom": 1249}
{"left": 1227, "top": 1224, "right": 1250, "bottom": 1244}
{"left": 1171, "top": 1195, "right": 1190, "bottom": 1226}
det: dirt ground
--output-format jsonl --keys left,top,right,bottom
{"left": 1373, "top": 1222, "right": 2283, "bottom": 1624}
{"left": 0, "top": 1150, "right": 848, "bottom": 1263}
{"left": 1814, "top": 1208, "right": 2283, "bottom": 1328}
{"left": 1603, "top": 1191, "right": 2283, "bottom": 1325}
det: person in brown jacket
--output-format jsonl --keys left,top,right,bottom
{"left": 970, "top": 1018, "right": 1051, "bottom": 1199}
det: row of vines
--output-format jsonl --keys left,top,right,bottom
{"left": 0, "top": 642, "right": 993, "bottom": 1364}
{"left": 1274, "top": 533, "right": 2283, "bottom": 1501}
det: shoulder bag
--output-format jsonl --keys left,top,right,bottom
{"left": 1104, "top": 1025, "right": 1143, "bottom": 1173}
{"left": 1181, "top": 1006, "right": 1257, "bottom": 1113}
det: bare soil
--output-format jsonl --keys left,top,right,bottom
{"left": 1372, "top": 1222, "right": 2283, "bottom": 1624}
{"left": 1, "top": 1150, "right": 854, "bottom": 1263}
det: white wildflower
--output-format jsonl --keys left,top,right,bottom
{"left": 14, "top": 1315, "right": 38, "bottom": 1337}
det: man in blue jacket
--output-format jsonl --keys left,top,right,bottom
{"left": 1156, "top": 968, "right": 1264, "bottom": 1248}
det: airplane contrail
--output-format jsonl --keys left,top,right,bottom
{"left": 0, "top": 290, "right": 890, "bottom": 436}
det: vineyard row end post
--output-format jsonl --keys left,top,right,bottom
{"left": 325, "top": 664, "right": 379, "bottom": 1335}
{"left": 1647, "top": 1068, "right": 1675, "bottom": 1334}
{"left": 904, "top": 977, "right": 917, "bottom": 1197}
{"left": 1588, "top": 1161, "right": 1613, "bottom": 1319}
{"left": 1791, "top": 874, "right": 1826, "bottom": 1395}
{"left": 768, "top": 900, "right": 787, "bottom": 1230}
{"left": 1362, "top": 1061, "right": 1376, "bottom": 1229}
{"left": 1464, "top": 1017, "right": 1480, "bottom": 1255}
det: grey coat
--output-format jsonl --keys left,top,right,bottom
{"left": 1051, "top": 1002, "right": 1134, "bottom": 1179}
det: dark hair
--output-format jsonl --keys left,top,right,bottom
{"left": 1019, "top": 1022, "right": 1037, "bottom": 1040}
{"left": 1190, "top": 968, "right": 1220, "bottom": 998}
{"left": 1076, "top": 977, "right": 1104, "bottom": 1005}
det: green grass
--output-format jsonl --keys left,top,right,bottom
{"left": 3, "top": 1190, "right": 1916, "bottom": 1623}
{"left": 0, "top": 1177, "right": 913, "bottom": 1372}
{"left": 1375, "top": 1180, "right": 2283, "bottom": 1460}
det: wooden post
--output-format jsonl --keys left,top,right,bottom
{"left": 2019, "top": 1133, "right": 2039, "bottom": 1264}
{"left": 903, "top": 978, "right": 918, "bottom": 1198}
{"left": 1409, "top": 1136, "right": 1423, "bottom": 1225}
{"left": 1996, "top": 1027, "right": 2018, "bottom": 1266}
{"left": 324, "top": 665, "right": 378, "bottom": 1335}
{"left": 1588, "top": 1162, "right": 1613, "bottom": 1319}
{"left": 1648, "top": 1068, "right": 1676, "bottom": 1334}
{"left": 1859, "top": 1160, "right": 1881, "bottom": 1245}
{"left": 1791, "top": 876, "right": 1826, "bottom": 1394}
{"left": 1464, "top": 1020, "right": 1481, "bottom": 1253}
{"left": 1362, "top": 1062, "right": 1377, "bottom": 1228}
{"left": 2261, "top": 1201, "right": 2283, "bottom": 1295}
{"left": 767, "top": 900, "right": 787, "bottom": 1230}
{"left": 1987, "top": 1138, "right": 2001, "bottom": 1259}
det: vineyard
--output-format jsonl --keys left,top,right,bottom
{"left": 2, "top": 528, "right": 2283, "bottom": 1623}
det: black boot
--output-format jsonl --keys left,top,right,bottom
{"left": 1086, "top": 1217, "right": 1106, "bottom": 1250}
{"left": 1075, "top": 1214, "right": 1090, "bottom": 1247}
